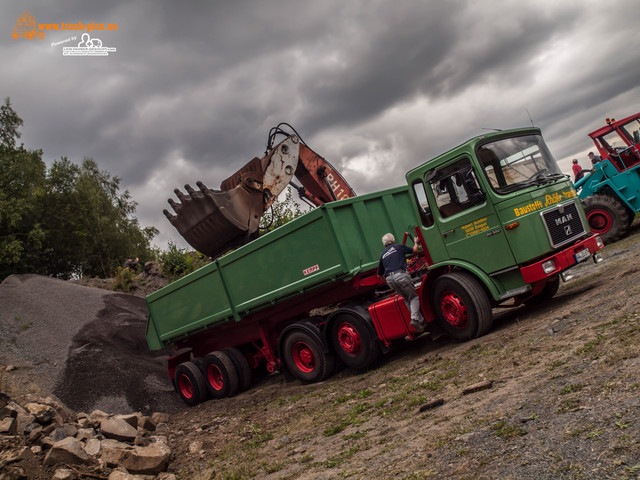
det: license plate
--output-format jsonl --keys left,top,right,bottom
{"left": 574, "top": 248, "right": 590, "bottom": 263}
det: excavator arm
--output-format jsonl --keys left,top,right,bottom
{"left": 163, "top": 125, "right": 356, "bottom": 259}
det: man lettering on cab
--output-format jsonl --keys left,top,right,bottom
{"left": 377, "top": 233, "right": 427, "bottom": 333}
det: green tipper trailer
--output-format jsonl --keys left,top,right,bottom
{"left": 146, "top": 127, "right": 605, "bottom": 406}
{"left": 146, "top": 186, "right": 416, "bottom": 350}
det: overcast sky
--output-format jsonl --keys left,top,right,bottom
{"left": 3, "top": 0, "right": 640, "bottom": 250}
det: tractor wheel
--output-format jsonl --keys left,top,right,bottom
{"left": 582, "top": 194, "right": 630, "bottom": 243}
{"left": 432, "top": 272, "right": 492, "bottom": 341}
{"left": 174, "top": 361, "right": 207, "bottom": 406}
{"left": 222, "top": 347, "right": 252, "bottom": 392}
{"left": 282, "top": 331, "right": 334, "bottom": 383}
{"left": 202, "top": 351, "right": 239, "bottom": 399}
{"left": 523, "top": 276, "right": 560, "bottom": 306}
{"left": 329, "top": 311, "right": 381, "bottom": 370}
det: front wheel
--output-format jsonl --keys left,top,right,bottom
{"left": 582, "top": 194, "right": 630, "bottom": 243}
{"left": 282, "top": 331, "right": 334, "bottom": 383}
{"left": 432, "top": 272, "right": 492, "bottom": 341}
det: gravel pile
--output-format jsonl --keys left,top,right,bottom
{"left": 0, "top": 274, "right": 183, "bottom": 415}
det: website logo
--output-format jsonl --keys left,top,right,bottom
{"left": 12, "top": 11, "right": 44, "bottom": 39}
{"left": 62, "top": 33, "right": 116, "bottom": 56}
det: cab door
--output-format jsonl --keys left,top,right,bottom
{"left": 427, "top": 157, "right": 515, "bottom": 273}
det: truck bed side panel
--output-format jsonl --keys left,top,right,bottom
{"left": 145, "top": 186, "right": 417, "bottom": 350}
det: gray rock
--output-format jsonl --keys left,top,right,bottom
{"left": 84, "top": 438, "right": 101, "bottom": 456}
{"left": 43, "top": 437, "right": 93, "bottom": 466}
{"left": 156, "top": 473, "right": 177, "bottom": 480}
{"left": 52, "top": 467, "right": 76, "bottom": 480}
{"left": 76, "top": 428, "right": 96, "bottom": 441}
{"left": 117, "top": 413, "right": 140, "bottom": 429}
{"left": 151, "top": 412, "right": 169, "bottom": 425}
{"left": 24, "top": 403, "right": 56, "bottom": 424}
{"left": 107, "top": 467, "right": 147, "bottom": 480}
{"left": 101, "top": 418, "right": 138, "bottom": 443}
{"left": 101, "top": 441, "right": 171, "bottom": 475}
{"left": 0, "top": 417, "right": 17, "bottom": 434}
{"left": 155, "top": 423, "right": 169, "bottom": 433}
{"left": 138, "top": 416, "right": 156, "bottom": 431}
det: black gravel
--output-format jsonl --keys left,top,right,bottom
{"left": 0, "top": 274, "right": 183, "bottom": 415}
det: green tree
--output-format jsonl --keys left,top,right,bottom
{"left": 259, "top": 187, "right": 305, "bottom": 232}
{"left": 0, "top": 99, "right": 158, "bottom": 280}
{"left": 0, "top": 98, "right": 47, "bottom": 278}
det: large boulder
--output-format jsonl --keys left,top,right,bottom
{"left": 101, "top": 439, "right": 171, "bottom": 475}
{"left": 43, "top": 437, "right": 93, "bottom": 466}
{"left": 100, "top": 418, "right": 138, "bottom": 442}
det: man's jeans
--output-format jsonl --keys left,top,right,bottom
{"left": 386, "top": 271, "right": 425, "bottom": 324}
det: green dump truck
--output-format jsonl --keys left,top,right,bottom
{"left": 146, "top": 127, "right": 604, "bottom": 405}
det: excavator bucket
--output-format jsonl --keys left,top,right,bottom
{"left": 163, "top": 136, "right": 301, "bottom": 258}
{"left": 163, "top": 181, "right": 264, "bottom": 259}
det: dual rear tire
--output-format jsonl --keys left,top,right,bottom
{"left": 175, "top": 348, "right": 252, "bottom": 406}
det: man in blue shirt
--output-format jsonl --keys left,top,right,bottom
{"left": 377, "top": 233, "right": 427, "bottom": 333}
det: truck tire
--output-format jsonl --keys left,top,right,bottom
{"left": 202, "top": 351, "right": 240, "bottom": 398}
{"left": 432, "top": 272, "right": 492, "bottom": 341}
{"left": 282, "top": 331, "right": 334, "bottom": 383}
{"left": 174, "top": 361, "right": 208, "bottom": 406}
{"left": 523, "top": 276, "right": 560, "bottom": 306}
{"left": 582, "top": 194, "right": 630, "bottom": 243}
{"left": 222, "top": 347, "right": 252, "bottom": 392}
{"left": 329, "top": 311, "right": 381, "bottom": 370}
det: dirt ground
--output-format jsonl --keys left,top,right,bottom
{"left": 164, "top": 221, "right": 640, "bottom": 480}
{"left": 2, "top": 223, "right": 640, "bottom": 479}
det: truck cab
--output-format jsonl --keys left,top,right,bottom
{"left": 406, "top": 128, "right": 602, "bottom": 323}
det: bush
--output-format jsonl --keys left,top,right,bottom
{"left": 112, "top": 266, "right": 136, "bottom": 292}
{"left": 161, "top": 242, "right": 209, "bottom": 279}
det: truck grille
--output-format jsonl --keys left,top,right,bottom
{"left": 541, "top": 201, "right": 586, "bottom": 248}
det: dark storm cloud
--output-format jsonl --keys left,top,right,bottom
{"left": 2, "top": 0, "right": 640, "bottom": 248}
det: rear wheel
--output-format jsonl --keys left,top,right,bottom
{"left": 432, "top": 272, "right": 492, "bottom": 340}
{"left": 282, "top": 331, "right": 334, "bottom": 383}
{"left": 202, "top": 351, "right": 239, "bottom": 398}
{"left": 174, "top": 362, "right": 207, "bottom": 406}
{"left": 582, "top": 194, "right": 630, "bottom": 243}
{"left": 329, "top": 311, "right": 381, "bottom": 370}
{"left": 222, "top": 347, "right": 252, "bottom": 391}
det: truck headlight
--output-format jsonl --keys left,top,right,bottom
{"left": 542, "top": 259, "right": 556, "bottom": 274}
{"left": 595, "top": 236, "right": 603, "bottom": 248}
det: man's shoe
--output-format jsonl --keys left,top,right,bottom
{"left": 410, "top": 320, "right": 425, "bottom": 333}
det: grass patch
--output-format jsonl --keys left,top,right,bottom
{"left": 558, "top": 399, "right": 580, "bottom": 413}
{"left": 560, "top": 384, "right": 584, "bottom": 395}
{"left": 323, "top": 403, "right": 370, "bottom": 436}
{"left": 491, "top": 420, "right": 527, "bottom": 439}
{"left": 575, "top": 335, "right": 606, "bottom": 356}
{"left": 242, "top": 423, "right": 274, "bottom": 449}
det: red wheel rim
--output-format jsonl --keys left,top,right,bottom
{"left": 207, "top": 364, "right": 224, "bottom": 390}
{"left": 441, "top": 291, "right": 468, "bottom": 329}
{"left": 337, "top": 322, "right": 361, "bottom": 356}
{"left": 178, "top": 374, "right": 194, "bottom": 399}
{"left": 292, "top": 342, "right": 315, "bottom": 373}
{"left": 587, "top": 209, "right": 612, "bottom": 235}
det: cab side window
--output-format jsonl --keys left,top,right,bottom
{"left": 412, "top": 181, "right": 434, "bottom": 227}
{"left": 429, "top": 159, "right": 484, "bottom": 218}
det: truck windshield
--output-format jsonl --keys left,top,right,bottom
{"left": 477, "top": 134, "right": 564, "bottom": 195}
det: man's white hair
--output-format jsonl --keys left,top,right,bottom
{"left": 382, "top": 233, "right": 395, "bottom": 246}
